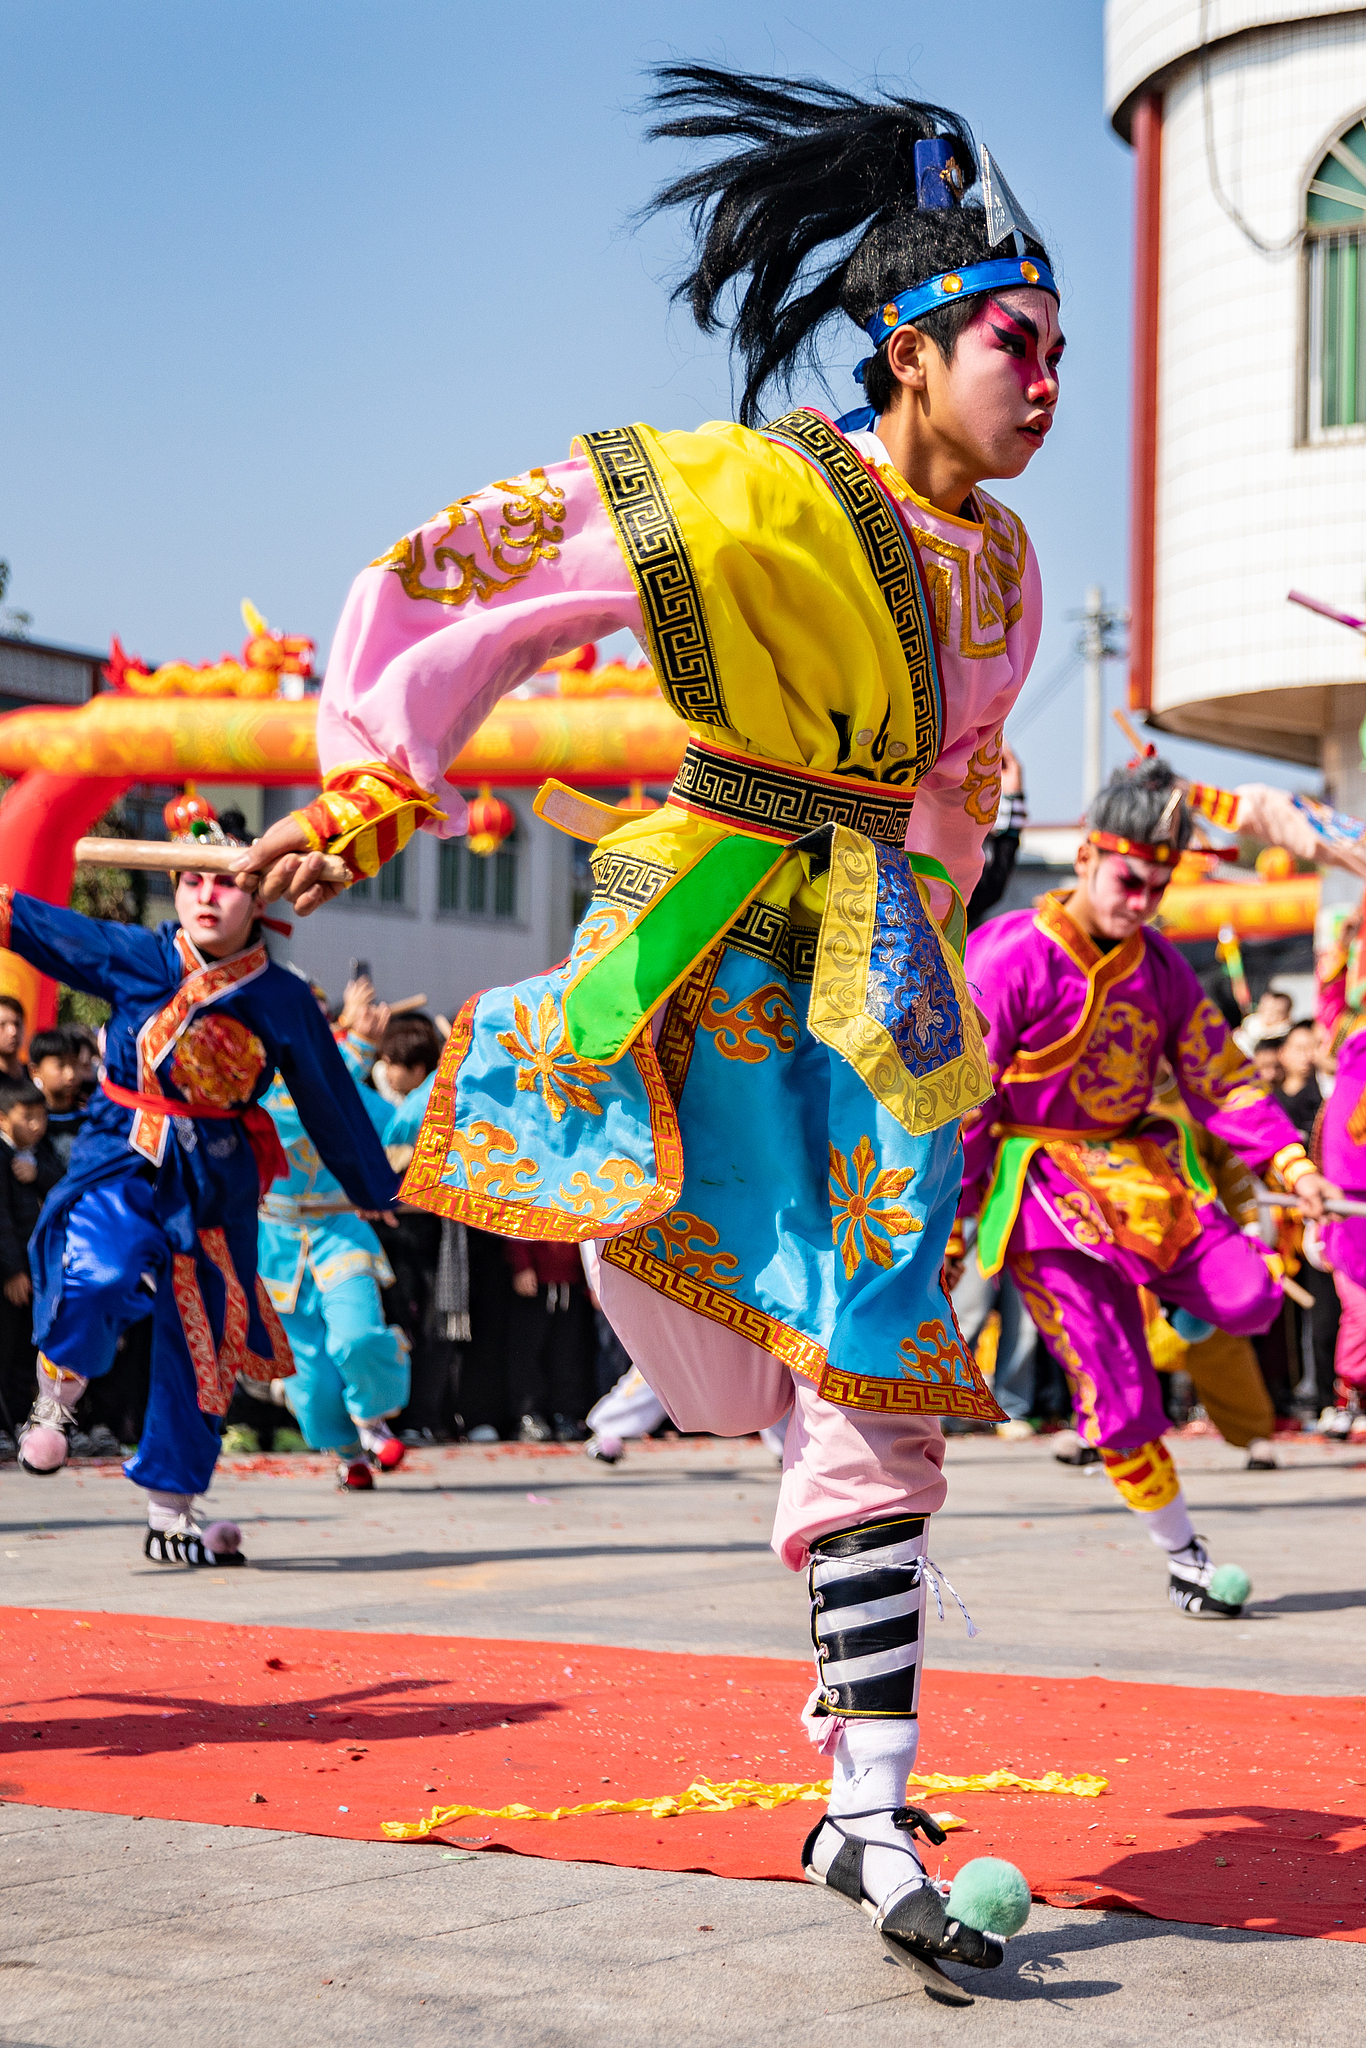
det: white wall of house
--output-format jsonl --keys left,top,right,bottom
{"left": 1106, "top": 2, "right": 1366, "bottom": 788}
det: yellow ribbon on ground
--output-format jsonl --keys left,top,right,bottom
{"left": 382, "top": 1768, "right": 1108, "bottom": 1841}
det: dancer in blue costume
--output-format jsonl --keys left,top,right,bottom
{"left": 256, "top": 989, "right": 411, "bottom": 1490}
{"left": 5, "top": 801, "right": 397, "bottom": 1566}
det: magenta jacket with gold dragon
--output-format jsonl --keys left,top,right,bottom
{"left": 958, "top": 893, "right": 1310, "bottom": 1276}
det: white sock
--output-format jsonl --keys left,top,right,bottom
{"left": 356, "top": 1419, "right": 394, "bottom": 1448}
{"left": 1139, "top": 1493, "right": 1198, "bottom": 1553}
{"left": 826, "top": 1717, "right": 926, "bottom": 1902}
{"left": 38, "top": 1360, "right": 87, "bottom": 1411}
{"left": 146, "top": 1490, "right": 194, "bottom": 1533}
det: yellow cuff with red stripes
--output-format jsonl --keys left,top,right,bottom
{"left": 1269, "top": 1145, "right": 1315, "bottom": 1192}
{"left": 293, "top": 763, "right": 446, "bottom": 885}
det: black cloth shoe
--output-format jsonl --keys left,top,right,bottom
{"left": 517, "top": 1412, "right": 554, "bottom": 1443}
{"left": 143, "top": 1528, "right": 182, "bottom": 1566}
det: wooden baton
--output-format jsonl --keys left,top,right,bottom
{"left": 73, "top": 837, "right": 351, "bottom": 891}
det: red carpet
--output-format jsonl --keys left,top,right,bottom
{"left": 1, "top": 1607, "right": 1361, "bottom": 1941}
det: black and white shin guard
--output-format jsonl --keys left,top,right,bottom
{"left": 800, "top": 1514, "right": 1000, "bottom": 2002}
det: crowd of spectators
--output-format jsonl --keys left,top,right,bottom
{"left": 2, "top": 957, "right": 1358, "bottom": 1470}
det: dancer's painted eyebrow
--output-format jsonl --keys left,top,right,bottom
{"left": 988, "top": 301, "right": 1067, "bottom": 353}
{"left": 989, "top": 302, "right": 1038, "bottom": 340}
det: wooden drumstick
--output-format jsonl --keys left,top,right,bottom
{"left": 73, "top": 838, "right": 351, "bottom": 891}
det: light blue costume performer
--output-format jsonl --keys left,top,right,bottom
{"left": 256, "top": 1028, "right": 410, "bottom": 1486}
{"left": 2, "top": 815, "right": 398, "bottom": 1567}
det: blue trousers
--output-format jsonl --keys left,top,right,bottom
{"left": 282, "top": 1270, "right": 409, "bottom": 1452}
{"left": 40, "top": 1177, "right": 224, "bottom": 1497}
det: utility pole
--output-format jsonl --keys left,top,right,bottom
{"left": 1072, "top": 586, "right": 1127, "bottom": 806}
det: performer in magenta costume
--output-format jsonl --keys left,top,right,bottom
{"left": 1313, "top": 918, "right": 1366, "bottom": 1418}
{"left": 239, "top": 71, "right": 1068, "bottom": 1999}
{"left": 956, "top": 759, "right": 1336, "bottom": 1614}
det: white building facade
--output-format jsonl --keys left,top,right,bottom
{"left": 1105, "top": 1, "right": 1366, "bottom": 810}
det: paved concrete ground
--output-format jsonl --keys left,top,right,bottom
{"left": 2, "top": 1804, "right": 1363, "bottom": 2048}
{"left": 5, "top": 1428, "right": 1365, "bottom": 1691}
{"left": 2, "top": 1427, "right": 1364, "bottom": 2043}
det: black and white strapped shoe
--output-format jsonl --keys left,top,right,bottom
{"left": 802, "top": 1805, "right": 1002, "bottom": 2007}
{"left": 143, "top": 1515, "right": 246, "bottom": 1568}
{"left": 1167, "top": 1537, "right": 1246, "bottom": 1617}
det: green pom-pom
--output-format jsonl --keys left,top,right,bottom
{"left": 1208, "top": 1562, "right": 1251, "bottom": 1607}
{"left": 947, "top": 1857, "right": 1031, "bottom": 1937}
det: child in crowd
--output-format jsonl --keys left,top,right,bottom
{"left": 0, "top": 1075, "right": 63, "bottom": 1457}
{"left": 1238, "top": 986, "right": 1293, "bottom": 1056}
{"left": 374, "top": 1015, "right": 460, "bottom": 1439}
{"left": 503, "top": 1241, "right": 595, "bottom": 1442}
{"left": 1253, "top": 1033, "right": 1286, "bottom": 1094}
{"left": 67, "top": 1025, "right": 100, "bottom": 1105}
{"left": 1274, "top": 1021, "right": 1323, "bottom": 1139}
{"left": 28, "top": 1027, "right": 87, "bottom": 1169}
{"left": 0, "top": 995, "right": 26, "bottom": 1081}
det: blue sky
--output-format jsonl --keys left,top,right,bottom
{"left": 0, "top": 0, "right": 1313, "bottom": 818}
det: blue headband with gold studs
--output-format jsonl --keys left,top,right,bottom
{"left": 860, "top": 255, "right": 1058, "bottom": 350}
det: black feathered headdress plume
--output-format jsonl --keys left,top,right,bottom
{"left": 642, "top": 64, "right": 1052, "bottom": 427}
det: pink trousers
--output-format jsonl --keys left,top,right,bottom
{"left": 591, "top": 1250, "right": 947, "bottom": 1572}
{"left": 1332, "top": 1268, "right": 1366, "bottom": 1389}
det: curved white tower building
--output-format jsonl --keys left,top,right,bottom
{"left": 1106, "top": 1, "right": 1366, "bottom": 804}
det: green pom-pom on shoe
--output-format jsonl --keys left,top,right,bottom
{"left": 1208, "top": 1562, "right": 1251, "bottom": 1607}
{"left": 947, "top": 1857, "right": 1031, "bottom": 1937}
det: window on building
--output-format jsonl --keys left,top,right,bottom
{"left": 438, "top": 827, "right": 520, "bottom": 921}
{"left": 346, "top": 847, "right": 407, "bottom": 908}
{"left": 1306, "top": 118, "right": 1366, "bottom": 437}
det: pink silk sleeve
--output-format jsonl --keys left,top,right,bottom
{"left": 904, "top": 540, "right": 1043, "bottom": 910}
{"left": 317, "top": 456, "right": 644, "bottom": 835}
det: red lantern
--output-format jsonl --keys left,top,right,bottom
{"left": 163, "top": 791, "right": 219, "bottom": 836}
{"left": 466, "top": 783, "right": 516, "bottom": 857}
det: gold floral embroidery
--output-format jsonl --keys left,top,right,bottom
{"left": 961, "top": 728, "right": 1003, "bottom": 827}
{"left": 908, "top": 489, "right": 1027, "bottom": 661}
{"left": 497, "top": 994, "right": 606, "bottom": 1123}
{"left": 897, "top": 1318, "right": 970, "bottom": 1384}
{"left": 1052, "top": 1188, "right": 1110, "bottom": 1247}
{"left": 372, "top": 469, "right": 567, "bottom": 607}
{"left": 1067, "top": 1000, "right": 1160, "bottom": 1126}
{"left": 446, "top": 1121, "right": 544, "bottom": 1200}
{"left": 558, "top": 1158, "right": 650, "bottom": 1221}
{"left": 639, "top": 1208, "right": 743, "bottom": 1290}
{"left": 169, "top": 1014, "right": 267, "bottom": 1109}
{"left": 829, "top": 1135, "right": 922, "bottom": 1279}
{"left": 569, "top": 902, "right": 632, "bottom": 969}
{"left": 699, "top": 982, "right": 799, "bottom": 1063}
{"left": 1176, "top": 994, "right": 1261, "bottom": 1110}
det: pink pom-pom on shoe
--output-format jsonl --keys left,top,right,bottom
{"left": 18, "top": 1421, "right": 70, "bottom": 1474}
{"left": 201, "top": 1520, "right": 241, "bottom": 1556}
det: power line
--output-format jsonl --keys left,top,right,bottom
{"left": 1007, "top": 649, "right": 1082, "bottom": 737}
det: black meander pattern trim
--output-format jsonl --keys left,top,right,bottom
{"left": 579, "top": 426, "right": 728, "bottom": 727}
{"left": 588, "top": 848, "right": 675, "bottom": 911}
{"left": 763, "top": 409, "right": 942, "bottom": 786}
{"left": 671, "top": 740, "right": 916, "bottom": 844}
{"left": 724, "top": 902, "right": 818, "bottom": 985}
